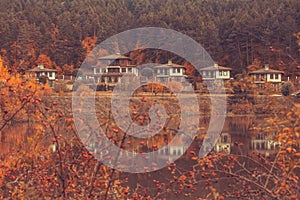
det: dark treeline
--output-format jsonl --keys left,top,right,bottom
{"left": 0, "top": 0, "right": 299, "bottom": 76}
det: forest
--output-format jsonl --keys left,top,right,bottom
{"left": 0, "top": 0, "right": 299, "bottom": 76}
{"left": 0, "top": 1, "right": 300, "bottom": 199}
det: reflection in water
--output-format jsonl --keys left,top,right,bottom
{"left": 213, "top": 116, "right": 280, "bottom": 157}
{"left": 214, "top": 132, "right": 232, "bottom": 154}
{"left": 0, "top": 115, "right": 287, "bottom": 199}
{"left": 250, "top": 133, "right": 281, "bottom": 157}
{"left": 0, "top": 122, "right": 37, "bottom": 159}
{"left": 0, "top": 115, "right": 279, "bottom": 160}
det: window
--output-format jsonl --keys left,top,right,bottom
{"left": 223, "top": 71, "right": 227, "bottom": 76}
{"left": 173, "top": 68, "right": 176, "bottom": 73}
{"left": 261, "top": 142, "right": 265, "bottom": 150}
{"left": 108, "top": 77, "right": 112, "bottom": 83}
{"left": 164, "top": 69, "right": 168, "bottom": 75}
{"left": 128, "top": 68, "right": 132, "bottom": 72}
{"left": 122, "top": 68, "right": 126, "bottom": 73}
{"left": 270, "top": 74, "right": 274, "bottom": 79}
{"left": 175, "top": 77, "right": 181, "bottom": 82}
{"left": 256, "top": 134, "right": 264, "bottom": 140}
{"left": 256, "top": 143, "right": 260, "bottom": 150}
{"left": 219, "top": 71, "right": 222, "bottom": 76}
{"left": 165, "top": 148, "right": 169, "bottom": 155}
{"left": 115, "top": 60, "right": 120, "bottom": 65}
{"left": 222, "top": 135, "right": 228, "bottom": 143}
{"left": 176, "top": 68, "right": 180, "bottom": 73}
{"left": 177, "top": 149, "right": 181, "bottom": 155}
{"left": 275, "top": 74, "right": 279, "bottom": 79}
{"left": 108, "top": 68, "right": 119, "bottom": 73}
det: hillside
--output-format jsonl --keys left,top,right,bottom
{"left": 0, "top": 0, "right": 299, "bottom": 76}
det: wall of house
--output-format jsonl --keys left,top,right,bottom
{"left": 169, "top": 68, "right": 184, "bottom": 76}
{"left": 201, "top": 71, "right": 215, "bottom": 79}
{"left": 48, "top": 72, "right": 56, "bottom": 80}
{"left": 31, "top": 71, "right": 56, "bottom": 80}
{"left": 158, "top": 146, "right": 185, "bottom": 156}
{"left": 251, "top": 139, "right": 281, "bottom": 151}
{"left": 253, "top": 74, "right": 266, "bottom": 83}
{"left": 253, "top": 73, "right": 282, "bottom": 83}
{"left": 215, "top": 143, "right": 231, "bottom": 153}
{"left": 131, "top": 68, "right": 138, "bottom": 76}
{"left": 266, "top": 73, "right": 282, "bottom": 82}
{"left": 156, "top": 68, "right": 170, "bottom": 76}
{"left": 215, "top": 70, "right": 230, "bottom": 79}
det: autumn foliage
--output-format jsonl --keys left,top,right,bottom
{"left": 0, "top": 57, "right": 300, "bottom": 199}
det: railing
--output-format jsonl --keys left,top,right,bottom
{"left": 56, "top": 75, "right": 74, "bottom": 80}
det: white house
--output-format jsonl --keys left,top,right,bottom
{"left": 200, "top": 64, "right": 232, "bottom": 80}
{"left": 249, "top": 65, "right": 284, "bottom": 91}
{"left": 91, "top": 53, "right": 138, "bottom": 90}
{"left": 214, "top": 133, "right": 232, "bottom": 154}
{"left": 249, "top": 64, "right": 284, "bottom": 84}
{"left": 153, "top": 60, "right": 186, "bottom": 83}
{"left": 26, "top": 64, "right": 58, "bottom": 86}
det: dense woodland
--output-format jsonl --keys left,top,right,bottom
{"left": 0, "top": 0, "right": 299, "bottom": 76}
{"left": 0, "top": 1, "right": 300, "bottom": 199}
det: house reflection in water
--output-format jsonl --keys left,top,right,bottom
{"left": 214, "top": 133, "right": 232, "bottom": 154}
{"left": 250, "top": 133, "right": 281, "bottom": 157}
{"left": 156, "top": 134, "right": 188, "bottom": 162}
{"left": 212, "top": 116, "right": 280, "bottom": 157}
{"left": 142, "top": 116, "right": 281, "bottom": 159}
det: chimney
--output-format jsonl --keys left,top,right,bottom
{"left": 38, "top": 64, "right": 44, "bottom": 69}
{"left": 264, "top": 64, "right": 269, "bottom": 70}
{"left": 167, "top": 60, "right": 172, "bottom": 65}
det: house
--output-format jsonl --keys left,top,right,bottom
{"left": 250, "top": 133, "right": 281, "bottom": 157}
{"left": 153, "top": 60, "right": 187, "bottom": 83}
{"left": 200, "top": 64, "right": 232, "bottom": 80}
{"left": 249, "top": 64, "right": 284, "bottom": 89}
{"left": 214, "top": 133, "right": 232, "bottom": 154}
{"left": 26, "top": 64, "right": 58, "bottom": 86}
{"left": 91, "top": 53, "right": 138, "bottom": 90}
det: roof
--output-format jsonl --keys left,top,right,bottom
{"left": 249, "top": 68, "right": 284, "bottom": 74}
{"left": 170, "top": 135, "right": 184, "bottom": 146}
{"left": 126, "top": 64, "right": 136, "bottom": 67}
{"left": 27, "top": 65, "right": 58, "bottom": 72}
{"left": 98, "top": 53, "right": 131, "bottom": 60}
{"left": 154, "top": 60, "right": 186, "bottom": 69}
{"left": 200, "top": 64, "right": 232, "bottom": 71}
